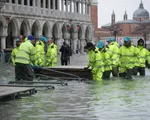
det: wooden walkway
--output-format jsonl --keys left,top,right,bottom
{"left": 37, "top": 66, "right": 92, "bottom": 80}
{"left": 0, "top": 86, "right": 36, "bottom": 100}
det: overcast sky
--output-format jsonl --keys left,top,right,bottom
{"left": 98, "top": 0, "right": 150, "bottom": 27}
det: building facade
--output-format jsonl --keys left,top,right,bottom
{"left": 0, "top": 0, "right": 94, "bottom": 54}
{"left": 97, "top": 1, "right": 150, "bottom": 48}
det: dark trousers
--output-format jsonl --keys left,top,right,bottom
{"left": 61, "top": 59, "right": 68, "bottom": 65}
{"left": 112, "top": 67, "right": 119, "bottom": 77}
{"left": 103, "top": 70, "right": 111, "bottom": 79}
{"left": 133, "top": 67, "right": 145, "bottom": 76}
{"left": 15, "top": 63, "right": 34, "bottom": 81}
{"left": 119, "top": 69, "right": 133, "bottom": 79}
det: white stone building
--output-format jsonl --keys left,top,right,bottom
{"left": 0, "top": 0, "right": 94, "bottom": 54}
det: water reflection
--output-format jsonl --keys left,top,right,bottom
{"left": 1, "top": 65, "right": 150, "bottom": 120}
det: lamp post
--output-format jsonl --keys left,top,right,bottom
{"left": 113, "top": 25, "right": 118, "bottom": 40}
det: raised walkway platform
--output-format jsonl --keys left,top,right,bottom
{"left": 0, "top": 86, "right": 36, "bottom": 101}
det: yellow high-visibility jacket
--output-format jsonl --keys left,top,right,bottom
{"left": 35, "top": 41, "right": 45, "bottom": 67}
{"left": 100, "top": 48, "right": 112, "bottom": 71}
{"left": 107, "top": 42, "right": 120, "bottom": 67}
{"left": 119, "top": 45, "right": 139, "bottom": 69}
{"left": 11, "top": 47, "right": 19, "bottom": 66}
{"left": 15, "top": 40, "right": 37, "bottom": 66}
{"left": 137, "top": 46, "right": 150, "bottom": 67}
{"left": 46, "top": 43, "right": 58, "bottom": 67}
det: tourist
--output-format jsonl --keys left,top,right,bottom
{"left": 59, "top": 42, "right": 71, "bottom": 65}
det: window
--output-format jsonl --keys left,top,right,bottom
{"left": 12, "top": 0, "right": 15, "bottom": 4}
{"left": 30, "top": 0, "right": 33, "bottom": 6}
{"left": 46, "top": 0, "right": 48, "bottom": 8}
{"left": 55, "top": 0, "right": 58, "bottom": 10}
{"left": 51, "top": 0, "right": 53, "bottom": 9}
{"left": 24, "top": 0, "right": 27, "bottom": 5}
{"left": 41, "top": 0, "right": 43, "bottom": 8}
{"left": 35, "top": 1, "right": 38, "bottom": 7}
{"left": 18, "top": 0, "right": 21, "bottom": 4}
{"left": 6, "top": 0, "right": 9, "bottom": 3}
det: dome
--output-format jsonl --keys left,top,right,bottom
{"left": 91, "top": 0, "right": 98, "bottom": 4}
{"left": 133, "top": 2, "right": 149, "bottom": 19}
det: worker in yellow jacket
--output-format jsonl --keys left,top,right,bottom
{"left": 46, "top": 40, "right": 58, "bottom": 67}
{"left": 134, "top": 39, "right": 150, "bottom": 75}
{"left": 35, "top": 36, "right": 47, "bottom": 67}
{"left": 84, "top": 42, "right": 104, "bottom": 81}
{"left": 106, "top": 38, "right": 120, "bottom": 77}
{"left": 11, "top": 38, "right": 21, "bottom": 80}
{"left": 119, "top": 37, "right": 139, "bottom": 79}
{"left": 11, "top": 38, "right": 21, "bottom": 66}
{"left": 98, "top": 41, "right": 112, "bottom": 79}
{"left": 15, "top": 35, "right": 37, "bottom": 81}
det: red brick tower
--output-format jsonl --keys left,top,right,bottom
{"left": 90, "top": 0, "right": 98, "bottom": 37}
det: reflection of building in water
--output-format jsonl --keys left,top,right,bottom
{"left": 0, "top": 0, "right": 94, "bottom": 54}
{"left": 96, "top": 1, "right": 150, "bottom": 49}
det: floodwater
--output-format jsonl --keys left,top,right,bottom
{"left": 0, "top": 54, "right": 150, "bottom": 120}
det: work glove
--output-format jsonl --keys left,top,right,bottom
{"left": 83, "top": 66, "right": 89, "bottom": 70}
{"left": 34, "top": 65, "right": 40, "bottom": 69}
{"left": 30, "top": 65, "right": 34, "bottom": 69}
{"left": 147, "top": 64, "right": 150, "bottom": 69}
{"left": 13, "top": 62, "right": 16, "bottom": 66}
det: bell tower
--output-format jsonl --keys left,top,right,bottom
{"left": 124, "top": 11, "right": 128, "bottom": 20}
{"left": 111, "top": 11, "right": 116, "bottom": 27}
{"left": 90, "top": 0, "right": 98, "bottom": 37}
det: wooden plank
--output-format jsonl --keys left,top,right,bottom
{"left": 8, "top": 81, "right": 68, "bottom": 86}
{"left": 0, "top": 84, "right": 54, "bottom": 88}
{"left": 37, "top": 66, "right": 92, "bottom": 79}
{"left": 49, "top": 66, "right": 86, "bottom": 69}
{"left": 0, "top": 87, "right": 35, "bottom": 97}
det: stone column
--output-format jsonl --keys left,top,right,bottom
{"left": 74, "top": 0, "right": 76, "bottom": 13}
{"left": 77, "top": 39, "right": 80, "bottom": 53}
{"left": 87, "top": 4, "right": 89, "bottom": 14}
{"left": 70, "top": 0, "right": 72, "bottom": 12}
{"left": 72, "top": 39, "right": 77, "bottom": 54}
{"left": 78, "top": 1, "right": 80, "bottom": 13}
{"left": 13, "top": 37, "right": 17, "bottom": 47}
{"left": 81, "top": 2, "right": 83, "bottom": 14}
{"left": 48, "top": 0, "right": 51, "bottom": 9}
{"left": 55, "top": 38, "right": 61, "bottom": 52}
{"left": 64, "top": 39, "right": 69, "bottom": 45}
{"left": 57, "top": 0, "right": 60, "bottom": 10}
{"left": 33, "top": 0, "right": 36, "bottom": 13}
{"left": 43, "top": 0, "right": 46, "bottom": 8}
{"left": 53, "top": 0, "right": 55, "bottom": 10}
{"left": 15, "top": 0, "right": 18, "bottom": 5}
{"left": 66, "top": 0, "right": 68, "bottom": 12}
{"left": 80, "top": 39, "right": 85, "bottom": 54}
{"left": 85, "top": 3, "right": 87, "bottom": 14}
{"left": 27, "top": 0, "right": 30, "bottom": 6}
{"left": 1, "top": 36, "right": 6, "bottom": 49}
{"left": 61, "top": 0, "right": 64, "bottom": 11}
